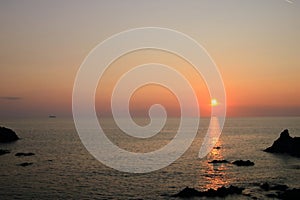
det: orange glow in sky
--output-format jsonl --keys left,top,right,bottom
{"left": 0, "top": 1, "right": 299, "bottom": 118}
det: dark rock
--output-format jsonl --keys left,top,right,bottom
{"left": 208, "top": 159, "right": 229, "bottom": 164}
{"left": 266, "top": 193, "right": 278, "bottom": 198}
{"left": 260, "top": 182, "right": 270, "bottom": 191}
{"left": 264, "top": 129, "right": 300, "bottom": 157}
{"left": 260, "top": 182, "right": 288, "bottom": 191}
{"left": 15, "top": 152, "right": 35, "bottom": 157}
{"left": 0, "top": 149, "right": 10, "bottom": 156}
{"left": 271, "top": 184, "right": 288, "bottom": 191}
{"left": 290, "top": 165, "right": 300, "bottom": 170}
{"left": 278, "top": 188, "right": 300, "bottom": 200}
{"left": 172, "top": 187, "right": 202, "bottom": 198}
{"left": 213, "top": 146, "right": 221, "bottom": 149}
{"left": 232, "top": 160, "right": 255, "bottom": 166}
{"left": 172, "top": 185, "right": 244, "bottom": 198}
{"left": 17, "top": 162, "right": 33, "bottom": 167}
{"left": 0, "top": 126, "right": 19, "bottom": 143}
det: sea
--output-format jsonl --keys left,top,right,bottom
{"left": 0, "top": 117, "right": 299, "bottom": 199}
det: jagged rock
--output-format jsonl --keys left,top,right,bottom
{"left": 232, "top": 160, "right": 255, "bottom": 166}
{"left": 208, "top": 159, "right": 229, "bottom": 164}
{"left": 271, "top": 184, "right": 289, "bottom": 191}
{"left": 260, "top": 182, "right": 288, "bottom": 191}
{"left": 15, "top": 152, "right": 35, "bottom": 157}
{"left": 172, "top": 185, "right": 244, "bottom": 198}
{"left": 0, "top": 126, "right": 19, "bottom": 143}
{"left": 266, "top": 193, "right": 278, "bottom": 198}
{"left": 0, "top": 149, "right": 10, "bottom": 156}
{"left": 264, "top": 129, "right": 300, "bottom": 157}
{"left": 260, "top": 182, "right": 270, "bottom": 191}
{"left": 17, "top": 162, "right": 33, "bottom": 167}
{"left": 172, "top": 187, "right": 201, "bottom": 198}
{"left": 278, "top": 188, "right": 300, "bottom": 200}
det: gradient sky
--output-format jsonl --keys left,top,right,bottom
{"left": 0, "top": 0, "right": 299, "bottom": 118}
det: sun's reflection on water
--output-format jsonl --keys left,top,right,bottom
{"left": 198, "top": 117, "right": 230, "bottom": 190}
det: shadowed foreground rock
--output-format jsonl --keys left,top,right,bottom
{"left": 232, "top": 160, "right": 255, "bottom": 166}
{"left": 172, "top": 185, "right": 244, "bottom": 198}
{"left": 259, "top": 183, "right": 300, "bottom": 199}
{"left": 264, "top": 129, "right": 300, "bottom": 157}
{"left": 0, "top": 126, "right": 19, "bottom": 143}
{"left": 0, "top": 149, "right": 10, "bottom": 156}
{"left": 278, "top": 188, "right": 300, "bottom": 200}
{"left": 260, "top": 182, "right": 288, "bottom": 191}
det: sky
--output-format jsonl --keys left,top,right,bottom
{"left": 0, "top": 0, "right": 299, "bottom": 118}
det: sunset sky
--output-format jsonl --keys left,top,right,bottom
{"left": 0, "top": 0, "right": 299, "bottom": 118}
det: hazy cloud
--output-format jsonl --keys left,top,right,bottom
{"left": 285, "top": 0, "right": 294, "bottom": 4}
{"left": 0, "top": 96, "right": 22, "bottom": 100}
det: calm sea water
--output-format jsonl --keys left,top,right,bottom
{"left": 0, "top": 117, "right": 299, "bottom": 199}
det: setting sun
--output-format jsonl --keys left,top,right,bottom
{"left": 211, "top": 98, "right": 219, "bottom": 107}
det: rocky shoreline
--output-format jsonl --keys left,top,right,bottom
{"left": 172, "top": 183, "right": 300, "bottom": 199}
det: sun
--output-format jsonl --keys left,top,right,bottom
{"left": 211, "top": 98, "right": 219, "bottom": 107}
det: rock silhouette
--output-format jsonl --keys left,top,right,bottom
{"left": 264, "top": 129, "right": 300, "bottom": 157}
{"left": 278, "top": 188, "right": 300, "bottom": 200}
{"left": 208, "top": 159, "right": 229, "bottom": 164}
{"left": 232, "top": 160, "right": 255, "bottom": 166}
{"left": 172, "top": 183, "right": 299, "bottom": 199}
{"left": 260, "top": 182, "right": 288, "bottom": 191}
{"left": 0, "top": 126, "right": 19, "bottom": 143}
{"left": 172, "top": 185, "right": 244, "bottom": 198}
{"left": 0, "top": 149, "right": 10, "bottom": 156}
{"left": 259, "top": 183, "right": 300, "bottom": 199}
{"left": 17, "top": 162, "right": 33, "bottom": 167}
{"left": 208, "top": 159, "right": 255, "bottom": 166}
{"left": 172, "top": 187, "right": 201, "bottom": 198}
{"left": 15, "top": 152, "right": 35, "bottom": 157}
